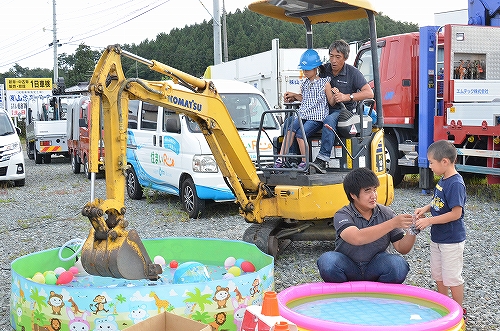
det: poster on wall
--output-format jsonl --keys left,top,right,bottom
{"left": 5, "top": 78, "right": 52, "bottom": 118}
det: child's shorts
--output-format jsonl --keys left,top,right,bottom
{"left": 430, "top": 241, "right": 465, "bottom": 287}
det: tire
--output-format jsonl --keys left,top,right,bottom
{"left": 384, "top": 134, "right": 404, "bottom": 187}
{"left": 180, "top": 178, "right": 205, "bottom": 219}
{"left": 34, "top": 149, "right": 42, "bottom": 164}
{"left": 83, "top": 156, "right": 91, "bottom": 179}
{"left": 14, "top": 179, "right": 25, "bottom": 187}
{"left": 43, "top": 154, "right": 51, "bottom": 164}
{"left": 126, "top": 167, "right": 143, "bottom": 199}
{"left": 71, "top": 153, "right": 81, "bottom": 174}
{"left": 27, "top": 143, "right": 34, "bottom": 160}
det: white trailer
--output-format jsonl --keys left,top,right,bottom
{"left": 204, "top": 39, "right": 329, "bottom": 110}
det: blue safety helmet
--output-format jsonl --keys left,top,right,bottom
{"left": 298, "top": 49, "right": 322, "bottom": 70}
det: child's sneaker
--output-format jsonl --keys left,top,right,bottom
{"left": 274, "top": 158, "right": 283, "bottom": 168}
{"left": 462, "top": 308, "right": 468, "bottom": 323}
{"left": 297, "top": 161, "right": 307, "bottom": 170}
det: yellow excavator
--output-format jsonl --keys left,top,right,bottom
{"left": 80, "top": 0, "right": 393, "bottom": 280}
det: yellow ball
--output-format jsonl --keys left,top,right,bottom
{"left": 32, "top": 272, "right": 46, "bottom": 284}
{"left": 227, "top": 266, "right": 241, "bottom": 277}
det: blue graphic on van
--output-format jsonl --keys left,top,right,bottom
{"left": 163, "top": 136, "right": 180, "bottom": 154}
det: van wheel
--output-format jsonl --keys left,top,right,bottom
{"left": 34, "top": 149, "right": 42, "bottom": 164}
{"left": 27, "top": 142, "right": 34, "bottom": 160}
{"left": 385, "top": 134, "right": 404, "bottom": 187}
{"left": 126, "top": 167, "right": 143, "bottom": 199}
{"left": 71, "top": 154, "right": 81, "bottom": 174}
{"left": 181, "top": 178, "right": 205, "bottom": 219}
{"left": 14, "top": 179, "right": 25, "bottom": 187}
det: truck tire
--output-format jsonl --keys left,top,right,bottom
{"left": 71, "top": 154, "right": 81, "bottom": 174}
{"left": 180, "top": 177, "right": 205, "bottom": 219}
{"left": 126, "top": 167, "right": 143, "bottom": 200}
{"left": 384, "top": 134, "right": 404, "bottom": 187}
{"left": 83, "top": 156, "right": 91, "bottom": 179}
{"left": 27, "top": 142, "right": 34, "bottom": 160}
{"left": 34, "top": 149, "right": 42, "bottom": 164}
{"left": 43, "top": 154, "right": 51, "bottom": 164}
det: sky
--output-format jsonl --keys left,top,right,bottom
{"left": 0, "top": 0, "right": 468, "bottom": 72}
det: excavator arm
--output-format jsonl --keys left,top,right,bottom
{"left": 80, "top": 45, "right": 277, "bottom": 279}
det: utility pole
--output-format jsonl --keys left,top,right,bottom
{"left": 222, "top": 0, "right": 228, "bottom": 62}
{"left": 52, "top": 0, "right": 58, "bottom": 84}
{"left": 213, "top": 0, "right": 222, "bottom": 65}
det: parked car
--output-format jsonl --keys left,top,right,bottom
{"left": 0, "top": 108, "right": 25, "bottom": 186}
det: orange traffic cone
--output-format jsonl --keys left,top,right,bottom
{"left": 273, "top": 321, "right": 290, "bottom": 330}
{"left": 261, "top": 291, "right": 280, "bottom": 316}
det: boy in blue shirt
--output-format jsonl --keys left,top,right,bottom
{"left": 414, "top": 140, "right": 467, "bottom": 319}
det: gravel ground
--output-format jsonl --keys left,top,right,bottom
{"left": 1, "top": 153, "right": 499, "bottom": 330}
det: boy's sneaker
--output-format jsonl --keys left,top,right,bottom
{"left": 274, "top": 158, "right": 283, "bottom": 168}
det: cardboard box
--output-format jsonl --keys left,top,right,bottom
{"left": 125, "top": 311, "right": 211, "bottom": 331}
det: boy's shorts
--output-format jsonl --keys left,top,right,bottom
{"left": 430, "top": 241, "right": 465, "bottom": 287}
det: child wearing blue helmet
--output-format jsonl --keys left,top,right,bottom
{"left": 275, "top": 49, "right": 334, "bottom": 170}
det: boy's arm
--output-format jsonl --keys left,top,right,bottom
{"left": 415, "top": 206, "right": 463, "bottom": 230}
{"left": 414, "top": 204, "right": 431, "bottom": 219}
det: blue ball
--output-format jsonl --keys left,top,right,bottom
{"left": 173, "top": 262, "right": 211, "bottom": 284}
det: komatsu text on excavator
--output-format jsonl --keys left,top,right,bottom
{"left": 80, "top": 0, "right": 394, "bottom": 280}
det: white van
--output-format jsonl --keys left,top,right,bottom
{"left": 126, "top": 79, "right": 281, "bottom": 218}
{"left": 0, "top": 108, "right": 26, "bottom": 186}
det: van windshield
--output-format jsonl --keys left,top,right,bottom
{"left": 0, "top": 112, "right": 15, "bottom": 136}
{"left": 186, "top": 93, "right": 279, "bottom": 132}
{"left": 220, "top": 93, "right": 279, "bottom": 130}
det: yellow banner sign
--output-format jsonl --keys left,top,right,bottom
{"left": 5, "top": 78, "right": 52, "bottom": 90}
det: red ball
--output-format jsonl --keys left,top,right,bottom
{"left": 56, "top": 271, "right": 74, "bottom": 285}
{"left": 169, "top": 260, "right": 179, "bottom": 269}
{"left": 240, "top": 261, "right": 256, "bottom": 273}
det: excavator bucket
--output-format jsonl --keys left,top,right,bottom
{"left": 80, "top": 200, "right": 162, "bottom": 280}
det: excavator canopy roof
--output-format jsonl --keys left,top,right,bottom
{"left": 248, "top": 0, "right": 377, "bottom": 24}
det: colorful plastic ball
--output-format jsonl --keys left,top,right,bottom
{"left": 169, "top": 260, "right": 179, "bottom": 269}
{"left": 224, "top": 256, "right": 236, "bottom": 269}
{"left": 43, "top": 270, "right": 56, "bottom": 277}
{"left": 173, "top": 262, "right": 211, "bottom": 284}
{"left": 154, "top": 255, "right": 166, "bottom": 266}
{"left": 222, "top": 273, "right": 235, "bottom": 279}
{"left": 32, "top": 272, "right": 45, "bottom": 284}
{"left": 241, "top": 261, "right": 256, "bottom": 273}
{"left": 69, "top": 266, "right": 79, "bottom": 275}
{"left": 54, "top": 267, "right": 66, "bottom": 276}
{"left": 56, "top": 270, "right": 74, "bottom": 285}
{"left": 227, "top": 266, "right": 242, "bottom": 277}
{"left": 45, "top": 273, "right": 57, "bottom": 285}
{"left": 234, "top": 258, "right": 245, "bottom": 268}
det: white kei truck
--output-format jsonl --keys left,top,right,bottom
{"left": 125, "top": 79, "right": 281, "bottom": 218}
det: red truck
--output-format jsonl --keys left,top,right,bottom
{"left": 355, "top": 3, "right": 500, "bottom": 188}
{"left": 66, "top": 95, "right": 104, "bottom": 178}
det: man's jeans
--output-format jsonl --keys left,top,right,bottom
{"left": 316, "top": 110, "right": 341, "bottom": 161}
{"left": 317, "top": 251, "right": 410, "bottom": 283}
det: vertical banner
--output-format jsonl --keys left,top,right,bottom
{"left": 5, "top": 78, "right": 52, "bottom": 118}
